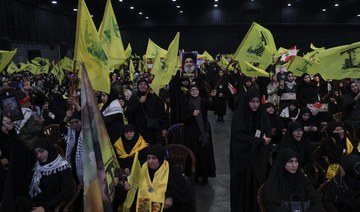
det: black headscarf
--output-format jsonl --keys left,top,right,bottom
{"left": 340, "top": 154, "right": 360, "bottom": 189}
{"left": 147, "top": 143, "right": 166, "bottom": 167}
{"left": 327, "top": 121, "right": 344, "bottom": 141}
{"left": 136, "top": 78, "right": 149, "bottom": 96}
{"left": 121, "top": 124, "right": 140, "bottom": 153}
{"left": 265, "top": 148, "right": 307, "bottom": 200}
{"left": 100, "top": 89, "right": 119, "bottom": 112}
{"left": 33, "top": 138, "right": 58, "bottom": 166}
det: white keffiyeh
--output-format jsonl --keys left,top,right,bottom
{"left": 29, "top": 155, "right": 71, "bottom": 198}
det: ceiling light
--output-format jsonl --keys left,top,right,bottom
{"left": 287, "top": 3, "right": 291, "bottom": 7}
{"left": 215, "top": 0, "right": 219, "bottom": 2}
{"left": 179, "top": 10, "right": 183, "bottom": 13}
{"left": 130, "top": 6, "right": 134, "bottom": 9}
{"left": 139, "top": 12, "right": 143, "bottom": 15}
{"left": 176, "top": 5, "right": 180, "bottom": 8}
{"left": 145, "top": 16, "right": 149, "bottom": 19}
{"left": 251, "top": 0, "right": 254, "bottom": 1}
{"left": 334, "top": 3, "right": 339, "bottom": 7}
{"left": 322, "top": 8, "right": 326, "bottom": 12}
{"left": 73, "top": 8, "right": 77, "bottom": 12}
{"left": 172, "top": 0, "right": 176, "bottom": 2}
{"left": 214, "top": 4, "right": 218, "bottom": 7}
{"left": 51, "top": 1, "right": 57, "bottom": 4}
{"left": 90, "top": 15, "right": 94, "bottom": 17}
{"left": 357, "top": 14, "right": 360, "bottom": 17}
{"left": 119, "top": 0, "right": 123, "bottom": 2}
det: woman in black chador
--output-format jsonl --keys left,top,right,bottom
{"left": 230, "top": 89, "right": 272, "bottom": 212}
{"left": 263, "top": 148, "right": 321, "bottom": 212}
{"left": 181, "top": 84, "right": 216, "bottom": 184}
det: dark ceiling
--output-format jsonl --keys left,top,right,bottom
{"left": 18, "top": 0, "right": 360, "bottom": 28}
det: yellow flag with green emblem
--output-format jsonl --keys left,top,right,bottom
{"left": 6, "top": 61, "right": 19, "bottom": 74}
{"left": 164, "top": 32, "right": 180, "bottom": 75}
{"left": 0, "top": 49, "right": 17, "bottom": 72}
{"left": 74, "top": 0, "right": 110, "bottom": 94}
{"left": 145, "top": 39, "right": 167, "bottom": 59}
{"left": 239, "top": 61, "right": 269, "bottom": 77}
{"left": 318, "top": 41, "right": 360, "bottom": 80}
{"left": 303, "top": 43, "right": 325, "bottom": 63}
{"left": 233, "top": 22, "right": 277, "bottom": 68}
{"left": 31, "top": 57, "right": 50, "bottom": 74}
{"left": 287, "top": 56, "right": 319, "bottom": 76}
{"left": 99, "top": 0, "right": 126, "bottom": 67}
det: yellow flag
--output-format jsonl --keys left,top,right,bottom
{"left": 74, "top": 0, "right": 110, "bottom": 93}
{"left": 123, "top": 152, "right": 141, "bottom": 212}
{"left": 145, "top": 39, "right": 167, "bottom": 59}
{"left": 50, "top": 63, "right": 64, "bottom": 85}
{"left": 233, "top": 22, "right": 277, "bottom": 68}
{"left": 303, "top": 43, "right": 325, "bottom": 63}
{"left": 59, "top": 57, "right": 74, "bottom": 72}
{"left": 31, "top": 57, "right": 50, "bottom": 74}
{"left": 318, "top": 41, "right": 360, "bottom": 80}
{"left": 198, "top": 51, "right": 214, "bottom": 61}
{"left": 0, "top": 49, "right": 17, "bottom": 72}
{"left": 19, "top": 62, "right": 39, "bottom": 75}
{"left": 125, "top": 43, "right": 132, "bottom": 59}
{"left": 99, "top": 0, "right": 126, "bottom": 67}
{"left": 6, "top": 61, "right": 19, "bottom": 74}
{"left": 239, "top": 61, "right": 269, "bottom": 77}
{"left": 310, "top": 43, "right": 325, "bottom": 51}
{"left": 149, "top": 54, "right": 167, "bottom": 95}
{"left": 164, "top": 32, "right": 180, "bottom": 76}
{"left": 287, "top": 56, "right": 319, "bottom": 76}
{"left": 129, "top": 59, "right": 135, "bottom": 81}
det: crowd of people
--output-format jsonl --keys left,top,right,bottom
{"left": 0, "top": 51, "right": 359, "bottom": 211}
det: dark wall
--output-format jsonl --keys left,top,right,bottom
{"left": 121, "top": 24, "right": 360, "bottom": 56}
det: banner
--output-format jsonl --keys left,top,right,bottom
{"left": 81, "top": 63, "right": 120, "bottom": 212}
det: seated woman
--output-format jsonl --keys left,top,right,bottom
{"left": 297, "top": 106, "right": 319, "bottom": 143}
{"left": 263, "top": 148, "right": 322, "bottom": 212}
{"left": 322, "top": 154, "right": 360, "bottom": 212}
{"left": 17, "top": 138, "right": 75, "bottom": 212}
{"left": 264, "top": 102, "right": 285, "bottom": 145}
{"left": 279, "top": 100, "right": 300, "bottom": 128}
{"left": 128, "top": 143, "right": 192, "bottom": 212}
{"left": 320, "top": 121, "right": 355, "bottom": 179}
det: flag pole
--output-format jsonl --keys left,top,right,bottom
{"left": 69, "top": 60, "right": 77, "bottom": 110}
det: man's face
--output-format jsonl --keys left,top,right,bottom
{"left": 183, "top": 58, "right": 195, "bottom": 73}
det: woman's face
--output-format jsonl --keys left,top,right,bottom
{"left": 285, "top": 157, "right": 299, "bottom": 174}
{"left": 289, "top": 104, "right": 297, "bottom": 111}
{"left": 34, "top": 148, "right": 49, "bottom": 163}
{"left": 147, "top": 155, "right": 160, "bottom": 170}
{"left": 124, "top": 130, "right": 135, "bottom": 140}
{"left": 138, "top": 81, "right": 149, "bottom": 93}
{"left": 302, "top": 113, "right": 310, "bottom": 121}
{"left": 119, "top": 99, "right": 125, "bottom": 108}
{"left": 333, "top": 126, "right": 345, "bottom": 139}
{"left": 303, "top": 75, "right": 311, "bottom": 83}
{"left": 292, "top": 128, "right": 304, "bottom": 141}
{"left": 249, "top": 97, "right": 260, "bottom": 111}
{"left": 266, "top": 106, "right": 275, "bottom": 114}
{"left": 190, "top": 87, "right": 199, "bottom": 97}
{"left": 350, "top": 83, "right": 359, "bottom": 93}
{"left": 101, "top": 93, "right": 108, "bottom": 104}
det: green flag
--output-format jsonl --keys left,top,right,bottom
{"left": 318, "top": 41, "right": 360, "bottom": 80}
{"left": 0, "top": 49, "right": 17, "bottom": 72}
{"left": 233, "top": 22, "right": 277, "bottom": 68}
